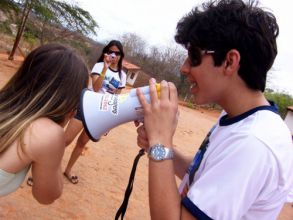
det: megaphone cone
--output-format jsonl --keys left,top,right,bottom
{"left": 80, "top": 85, "right": 160, "bottom": 141}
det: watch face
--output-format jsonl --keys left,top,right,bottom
{"left": 151, "top": 145, "right": 165, "bottom": 160}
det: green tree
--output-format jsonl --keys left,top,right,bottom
{"left": 0, "top": 0, "right": 19, "bottom": 12}
{"left": 8, "top": 0, "right": 98, "bottom": 60}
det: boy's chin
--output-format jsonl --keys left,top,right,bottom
{"left": 193, "top": 96, "right": 211, "bottom": 106}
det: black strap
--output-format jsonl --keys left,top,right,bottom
{"left": 115, "top": 149, "right": 145, "bottom": 220}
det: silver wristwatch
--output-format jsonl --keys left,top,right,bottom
{"left": 148, "top": 144, "right": 174, "bottom": 161}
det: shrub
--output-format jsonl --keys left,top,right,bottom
{"left": 0, "top": 21, "right": 12, "bottom": 35}
{"left": 265, "top": 91, "right": 293, "bottom": 119}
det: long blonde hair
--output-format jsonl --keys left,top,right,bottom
{"left": 0, "top": 43, "right": 89, "bottom": 153}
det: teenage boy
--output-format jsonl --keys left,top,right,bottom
{"left": 136, "top": 0, "right": 293, "bottom": 219}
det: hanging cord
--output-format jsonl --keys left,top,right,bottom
{"left": 115, "top": 149, "right": 145, "bottom": 220}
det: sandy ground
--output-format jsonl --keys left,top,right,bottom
{"left": 0, "top": 53, "right": 292, "bottom": 219}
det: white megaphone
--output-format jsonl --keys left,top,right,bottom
{"left": 80, "top": 84, "right": 160, "bottom": 141}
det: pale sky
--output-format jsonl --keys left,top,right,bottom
{"left": 77, "top": 0, "right": 293, "bottom": 96}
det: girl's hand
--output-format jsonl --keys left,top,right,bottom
{"left": 103, "top": 53, "right": 115, "bottom": 69}
{"left": 136, "top": 79, "right": 179, "bottom": 148}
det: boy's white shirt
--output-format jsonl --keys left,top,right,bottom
{"left": 180, "top": 109, "right": 293, "bottom": 220}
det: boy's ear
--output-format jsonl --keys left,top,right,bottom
{"left": 224, "top": 49, "right": 240, "bottom": 74}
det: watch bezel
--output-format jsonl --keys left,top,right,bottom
{"left": 148, "top": 144, "right": 174, "bottom": 161}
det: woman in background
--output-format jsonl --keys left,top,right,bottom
{"left": 0, "top": 43, "right": 88, "bottom": 204}
{"left": 63, "top": 40, "right": 126, "bottom": 184}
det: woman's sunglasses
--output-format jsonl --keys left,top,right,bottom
{"left": 107, "top": 50, "right": 121, "bottom": 56}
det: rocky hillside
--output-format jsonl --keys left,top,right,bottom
{"left": 0, "top": 8, "right": 104, "bottom": 67}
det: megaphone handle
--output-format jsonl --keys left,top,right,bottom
{"left": 115, "top": 149, "right": 145, "bottom": 220}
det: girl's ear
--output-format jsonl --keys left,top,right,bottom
{"left": 69, "top": 109, "right": 77, "bottom": 119}
{"left": 61, "top": 110, "right": 77, "bottom": 127}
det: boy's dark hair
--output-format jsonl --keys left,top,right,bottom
{"left": 175, "top": 0, "right": 279, "bottom": 91}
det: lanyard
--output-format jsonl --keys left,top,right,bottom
{"left": 187, "top": 125, "right": 215, "bottom": 185}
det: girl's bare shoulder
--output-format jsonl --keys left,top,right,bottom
{"left": 23, "top": 118, "right": 65, "bottom": 161}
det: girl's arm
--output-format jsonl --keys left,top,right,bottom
{"left": 26, "top": 118, "right": 65, "bottom": 204}
{"left": 92, "top": 66, "right": 107, "bottom": 92}
{"left": 92, "top": 54, "right": 113, "bottom": 92}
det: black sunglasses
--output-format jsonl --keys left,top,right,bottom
{"left": 107, "top": 50, "right": 121, "bottom": 56}
{"left": 187, "top": 44, "right": 215, "bottom": 66}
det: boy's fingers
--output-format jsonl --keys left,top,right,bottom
{"left": 136, "top": 88, "right": 148, "bottom": 109}
{"left": 160, "top": 80, "right": 169, "bottom": 100}
{"left": 168, "top": 82, "right": 178, "bottom": 103}
{"left": 149, "top": 78, "right": 158, "bottom": 106}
